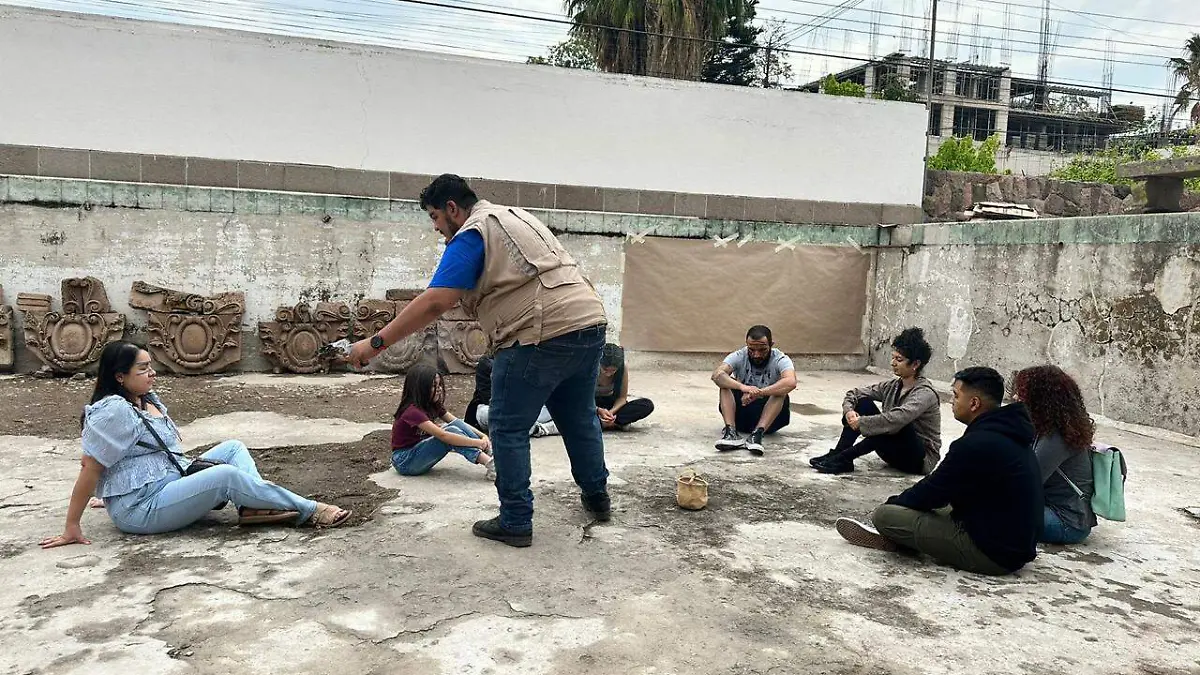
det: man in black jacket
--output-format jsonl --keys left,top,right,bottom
{"left": 834, "top": 367, "right": 1043, "bottom": 575}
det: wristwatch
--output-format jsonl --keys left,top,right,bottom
{"left": 370, "top": 335, "right": 386, "bottom": 350}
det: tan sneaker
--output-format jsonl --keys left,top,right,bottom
{"left": 835, "top": 517, "right": 899, "bottom": 552}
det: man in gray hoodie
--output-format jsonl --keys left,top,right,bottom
{"left": 811, "top": 327, "right": 942, "bottom": 475}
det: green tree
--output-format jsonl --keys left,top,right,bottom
{"left": 564, "top": 0, "right": 741, "bottom": 80}
{"left": 875, "top": 73, "right": 919, "bottom": 102}
{"left": 701, "top": 0, "right": 760, "bottom": 86}
{"left": 1168, "top": 34, "right": 1200, "bottom": 128}
{"left": 701, "top": 4, "right": 792, "bottom": 88}
{"left": 527, "top": 35, "right": 598, "bottom": 69}
{"left": 820, "top": 74, "right": 865, "bottom": 98}
{"left": 927, "top": 135, "right": 1001, "bottom": 173}
{"left": 755, "top": 19, "right": 793, "bottom": 88}
{"left": 1051, "top": 145, "right": 1200, "bottom": 191}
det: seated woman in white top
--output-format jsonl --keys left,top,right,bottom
{"left": 40, "top": 341, "right": 350, "bottom": 549}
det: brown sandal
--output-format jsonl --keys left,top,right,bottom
{"left": 308, "top": 503, "right": 352, "bottom": 528}
{"left": 238, "top": 508, "right": 300, "bottom": 525}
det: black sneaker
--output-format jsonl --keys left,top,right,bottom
{"left": 715, "top": 426, "right": 745, "bottom": 452}
{"left": 471, "top": 517, "right": 532, "bottom": 547}
{"left": 746, "top": 428, "right": 765, "bottom": 456}
{"left": 809, "top": 449, "right": 840, "bottom": 468}
{"left": 815, "top": 456, "right": 856, "bottom": 474}
{"left": 581, "top": 492, "right": 612, "bottom": 522}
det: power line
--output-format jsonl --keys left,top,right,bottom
{"left": 776, "top": 0, "right": 1195, "bottom": 47}
{"left": 764, "top": 1, "right": 1185, "bottom": 56}
{"left": 8, "top": 0, "right": 1190, "bottom": 101}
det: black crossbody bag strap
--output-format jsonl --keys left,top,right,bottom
{"left": 137, "top": 411, "right": 187, "bottom": 476}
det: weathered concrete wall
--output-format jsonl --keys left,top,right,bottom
{"left": 0, "top": 6, "right": 926, "bottom": 206}
{"left": 0, "top": 176, "right": 877, "bottom": 373}
{"left": 872, "top": 213, "right": 1200, "bottom": 436}
{"left": 923, "top": 170, "right": 1134, "bottom": 221}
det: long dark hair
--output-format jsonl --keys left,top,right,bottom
{"left": 81, "top": 341, "right": 144, "bottom": 428}
{"left": 394, "top": 364, "right": 445, "bottom": 419}
{"left": 1013, "top": 365, "right": 1095, "bottom": 451}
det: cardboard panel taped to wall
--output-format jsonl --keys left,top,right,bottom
{"left": 621, "top": 238, "right": 869, "bottom": 354}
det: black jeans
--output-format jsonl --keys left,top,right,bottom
{"left": 837, "top": 399, "right": 926, "bottom": 475}
{"left": 721, "top": 394, "right": 791, "bottom": 434}
{"left": 595, "top": 395, "right": 655, "bottom": 427}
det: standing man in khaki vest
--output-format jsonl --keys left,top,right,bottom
{"left": 348, "top": 174, "right": 610, "bottom": 547}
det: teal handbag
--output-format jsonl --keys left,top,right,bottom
{"left": 1059, "top": 443, "right": 1127, "bottom": 522}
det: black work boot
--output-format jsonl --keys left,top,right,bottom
{"left": 581, "top": 491, "right": 612, "bottom": 522}
{"left": 472, "top": 517, "right": 532, "bottom": 547}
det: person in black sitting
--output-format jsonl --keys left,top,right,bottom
{"left": 465, "top": 356, "right": 557, "bottom": 437}
{"left": 594, "top": 344, "right": 654, "bottom": 430}
{"left": 833, "top": 367, "right": 1043, "bottom": 576}
{"left": 810, "top": 327, "right": 942, "bottom": 475}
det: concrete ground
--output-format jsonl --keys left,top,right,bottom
{"left": 2, "top": 369, "right": 1199, "bottom": 675}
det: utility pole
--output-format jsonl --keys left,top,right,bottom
{"left": 924, "top": 0, "right": 939, "bottom": 133}
{"left": 920, "top": 0, "right": 939, "bottom": 207}
{"left": 763, "top": 45, "right": 773, "bottom": 88}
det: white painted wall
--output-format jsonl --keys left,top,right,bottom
{"left": 0, "top": 6, "right": 927, "bottom": 206}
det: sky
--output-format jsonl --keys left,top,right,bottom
{"left": 2, "top": 0, "right": 1196, "bottom": 124}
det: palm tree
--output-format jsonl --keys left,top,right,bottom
{"left": 564, "top": 0, "right": 740, "bottom": 80}
{"left": 1168, "top": 34, "right": 1200, "bottom": 128}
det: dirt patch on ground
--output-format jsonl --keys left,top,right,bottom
{"left": 250, "top": 430, "right": 398, "bottom": 527}
{"left": 0, "top": 374, "right": 474, "bottom": 438}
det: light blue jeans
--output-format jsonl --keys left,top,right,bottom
{"left": 105, "top": 440, "right": 318, "bottom": 533}
{"left": 392, "top": 420, "right": 482, "bottom": 476}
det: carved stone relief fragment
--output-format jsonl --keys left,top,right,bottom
{"left": 17, "top": 277, "right": 126, "bottom": 373}
{"left": 371, "top": 289, "right": 487, "bottom": 374}
{"left": 0, "top": 286, "right": 13, "bottom": 372}
{"left": 436, "top": 302, "right": 488, "bottom": 374}
{"left": 129, "top": 281, "right": 244, "bottom": 375}
{"left": 259, "top": 302, "right": 353, "bottom": 374}
{"left": 368, "top": 297, "right": 437, "bottom": 373}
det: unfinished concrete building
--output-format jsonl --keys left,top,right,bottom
{"left": 799, "top": 53, "right": 1133, "bottom": 174}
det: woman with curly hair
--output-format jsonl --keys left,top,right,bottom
{"left": 1012, "top": 365, "right": 1097, "bottom": 544}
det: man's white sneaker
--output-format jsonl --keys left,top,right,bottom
{"left": 715, "top": 426, "right": 746, "bottom": 451}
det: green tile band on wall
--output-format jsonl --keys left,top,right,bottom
{"left": 6, "top": 176, "right": 1200, "bottom": 247}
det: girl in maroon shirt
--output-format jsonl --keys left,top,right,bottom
{"left": 391, "top": 364, "right": 495, "bottom": 479}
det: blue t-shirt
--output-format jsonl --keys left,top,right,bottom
{"left": 428, "top": 230, "right": 486, "bottom": 290}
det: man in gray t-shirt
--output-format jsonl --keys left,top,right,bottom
{"left": 711, "top": 325, "right": 797, "bottom": 456}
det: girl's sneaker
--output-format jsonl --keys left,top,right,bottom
{"left": 485, "top": 458, "right": 497, "bottom": 481}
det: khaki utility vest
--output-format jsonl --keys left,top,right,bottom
{"left": 454, "top": 200, "right": 606, "bottom": 349}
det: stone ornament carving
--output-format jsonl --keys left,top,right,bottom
{"left": 0, "top": 286, "right": 13, "bottom": 372}
{"left": 367, "top": 297, "right": 436, "bottom": 373}
{"left": 259, "top": 302, "right": 353, "bottom": 374}
{"left": 437, "top": 303, "right": 489, "bottom": 374}
{"left": 129, "top": 281, "right": 244, "bottom": 375}
{"left": 17, "top": 277, "right": 126, "bottom": 373}
{"left": 372, "top": 288, "right": 488, "bottom": 374}
{"left": 256, "top": 289, "right": 488, "bottom": 374}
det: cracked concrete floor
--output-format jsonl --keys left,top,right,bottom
{"left": 2, "top": 370, "right": 1199, "bottom": 675}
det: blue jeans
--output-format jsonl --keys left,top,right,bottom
{"left": 105, "top": 440, "right": 318, "bottom": 534}
{"left": 392, "top": 420, "right": 482, "bottom": 475}
{"left": 490, "top": 325, "right": 609, "bottom": 532}
{"left": 1041, "top": 506, "right": 1091, "bottom": 544}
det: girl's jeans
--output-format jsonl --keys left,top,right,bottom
{"left": 392, "top": 420, "right": 482, "bottom": 476}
